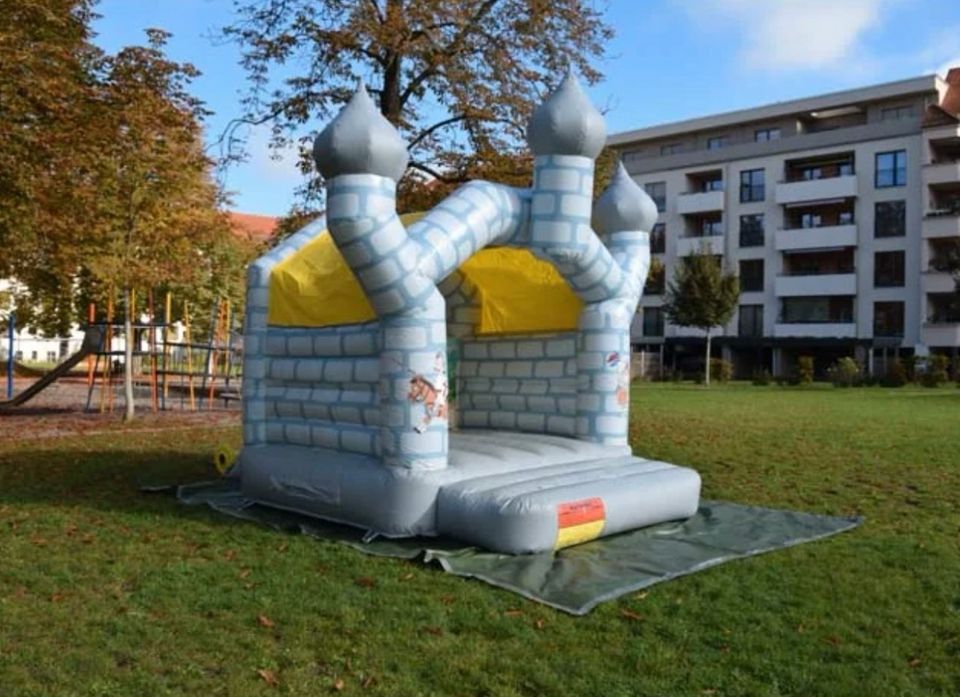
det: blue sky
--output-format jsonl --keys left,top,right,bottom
{"left": 92, "top": 0, "right": 960, "bottom": 216}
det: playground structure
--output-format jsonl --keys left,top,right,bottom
{"left": 1, "top": 294, "right": 241, "bottom": 412}
{"left": 233, "top": 73, "right": 702, "bottom": 554}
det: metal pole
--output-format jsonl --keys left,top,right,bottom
{"left": 6, "top": 311, "right": 14, "bottom": 399}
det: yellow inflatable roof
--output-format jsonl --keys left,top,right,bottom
{"left": 268, "top": 214, "right": 583, "bottom": 334}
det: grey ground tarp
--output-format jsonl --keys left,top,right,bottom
{"left": 172, "top": 480, "right": 860, "bottom": 615}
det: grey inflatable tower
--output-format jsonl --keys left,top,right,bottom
{"left": 235, "top": 74, "right": 701, "bottom": 553}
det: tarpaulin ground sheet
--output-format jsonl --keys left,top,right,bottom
{"left": 173, "top": 480, "right": 860, "bottom": 615}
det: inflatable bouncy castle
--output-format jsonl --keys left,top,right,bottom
{"left": 234, "top": 73, "right": 701, "bottom": 553}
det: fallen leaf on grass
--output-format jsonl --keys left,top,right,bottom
{"left": 440, "top": 594, "right": 455, "bottom": 605}
{"left": 533, "top": 619, "right": 547, "bottom": 630}
{"left": 332, "top": 677, "right": 345, "bottom": 691}
{"left": 257, "top": 669, "right": 279, "bottom": 687}
{"left": 355, "top": 577, "right": 376, "bottom": 588}
{"left": 908, "top": 657, "right": 922, "bottom": 668}
{"left": 634, "top": 591, "right": 648, "bottom": 600}
{"left": 620, "top": 609, "right": 644, "bottom": 621}
{"left": 257, "top": 614, "right": 275, "bottom": 628}
{"left": 223, "top": 549, "right": 237, "bottom": 561}
{"left": 277, "top": 542, "right": 288, "bottom": 552}
{"left": 50, "top": 592, "right": 66, "bottom": 603}
{"left": 239, "top": 569, "right": 252, "bottom": 579}
{"left": 400, "top": 572, "right": 414, "bottom": 581}
{"left": 361, "top": 675, "right": 377, "bottom": 688}
{"left": 825, "top": 635, "right": 841, "bottom": 647}
{"left": 423, "top": 626, "right": 444, "bottom": 636}
{"left": 503, "top": 608, "right": 523, "bottom": 617}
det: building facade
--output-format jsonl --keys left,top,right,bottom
{"left": 611, "top": 70, "right": 960, "bottom": 379}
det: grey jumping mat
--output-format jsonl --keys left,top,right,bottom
{"left": 172, "top": 480, "right": 860, "bottom": 615}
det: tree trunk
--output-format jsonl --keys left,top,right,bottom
{"left": 123, "top": 287, "right": 135, "bottom": 422}
{"left": 704, "top": 329, "right": 712, "bottom": 387}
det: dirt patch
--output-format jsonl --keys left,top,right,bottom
{"left": 0, "top": 377, "right": 239, "bottom": 443}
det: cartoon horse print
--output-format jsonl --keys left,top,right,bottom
{"left": 408, "top": 351, "right": 448, "bottom": 433}
{"left": 606, "top": 351, "right": 631, "bottom": 408}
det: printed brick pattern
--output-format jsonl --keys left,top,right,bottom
{"left": 408, "top": 180, "right": 528, "bottom": 283}
{"left": 458, "top": 333, "right": 579, "bottom": 436}
{"left": 327, "top": 174, "right": 434, "bottom": 316}
{"left": 378, "top": 289, "right": 449, "bottom": 470}
{"left": 242, "top": 217, "right": 328, "bottom": 446}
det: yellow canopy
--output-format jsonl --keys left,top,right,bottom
{"left": 267, "top": 214, "right": 582, "bottom": 335}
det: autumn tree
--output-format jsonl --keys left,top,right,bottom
{"left": 222, "top": 0, "right": 613, "bottom": 208}
{"left": 663, "top": 248, "right": 739, "bottom": 387}
{"left": 84, "top": 30, "right": 243, "bottom": 420}
{"left": 0, "top": 0, "right": 104, "bottom": 335}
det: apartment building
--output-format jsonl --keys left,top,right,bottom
{"left": 610, "top": 69, "right": 960, "bottom": 378}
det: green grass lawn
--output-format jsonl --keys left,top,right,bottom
{"left": 1, "top": 384, "right": 958, "bottom": 696}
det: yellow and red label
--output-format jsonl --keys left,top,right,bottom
{"left": 555, "top": 497, "right": 606, "bottom": 550}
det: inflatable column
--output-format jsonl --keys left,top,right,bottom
{"left": 314, "top": 85, "right": 448, "bottom": 470}
{"left": 526, "top": 73, "right": 640, "bottom": 446}
{"left": 584, "top": 164, "right": 658, "bottom": 447}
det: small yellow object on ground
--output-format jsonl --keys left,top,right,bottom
{"left": 213, "top": 443, "right": 238, "bottom": 475}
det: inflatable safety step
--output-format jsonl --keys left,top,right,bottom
{"left": 436, "top": 456, "right": 701, "bottom": 554}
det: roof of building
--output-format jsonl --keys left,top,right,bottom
{"left": 608, "top": 74, "right": 944, "bottom": 147}
{"left": 228, "top": 212, "right": 278, "bottom": 244}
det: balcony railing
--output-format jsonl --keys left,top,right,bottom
{"left": 780, "top": 267, "right": 855, "bottom": 276}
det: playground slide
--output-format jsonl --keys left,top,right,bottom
{"left": 0, "top": 327, "right": 104, "bottom": 409}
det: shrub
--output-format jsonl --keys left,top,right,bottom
{"left": 882, "top": 359, "right": 908, "bottom": 388}
{"left": 751, "top": 368, "right": 772, "bottom": 386}
{"left": 921, "top": 355, "right": 950, "bottom": 388}
{"left": 901, "top": 355, "right": 918, "bottom": 383}
{"left": 796, "top": 356, "right": 815, "bottom": 385}
{"left": 827, "top": 357, "right": 861, "bottom": 387}
{"left": 708, "top": 358, "right": 733, "bottom": 383}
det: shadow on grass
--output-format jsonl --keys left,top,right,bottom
{"left": 0, "top": 444, "right": 235, "bottom": 525}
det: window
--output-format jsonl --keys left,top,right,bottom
{"left": 875, "top": 150, "right": 906, "bottom": 188}
{"left": 800, "top": 212, "right": 822, "bottom": 229}
{"left": 622, "top": 149, "right": 643, "bottom": 163}
{"left": 650, "top": 223, "right": 665, "bottom": 254}
{"left": 874, "top": 302, "right": 905, "bottom": 337}
{"left": 642, "top": 307, "right": 664, "bottom": 337}
{"left": 739, "top": 259, "right": 764, "bottom": 292}
{"left": 701, "top": 177, "right": 724, "bottom": 192}
{"left": 838, "top": 210, "right": 855, "bottom": 225}
{"left": 14, "top": 350, "right": 22, "bottom": 361}
{"left": 740, "top": 168, "right": 765, "bottom": 202}
{"left": 875, "top": 201, "right": 905, "bottom": 238}
{"left": 739, "top": 214, "right": 764, "bottom": 247}
{"left": 645, "top": 181, "right": 666, "bottom": 213}
{"left": 874, "top": 251, "right": 905, "bottom": 287}
{"left": 700, "top": 216, "right": 723, "bottom": 236}
{"left": 30, "top": 351, "right": 38, "bottom": 361}
{"left": 880, "top": 105, "right": 912, "bottom": 121}
{"left": 46, "top": 351, "right": 56, "bottom": 363}
{"left": 660, "top": 143, "right": 684, "bottom": 156}
{"left": 707, "top": 136, "right": 729, "bottom": 150}
{"left": 755, "top": 127, "right": 781, "bottom": 142}
{"left": 738, "top": 305, "right": 764, "bottom": 338}
{"left": 780, "top": 296, "right": 854, "bottom": 323}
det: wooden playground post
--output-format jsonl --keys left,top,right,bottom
{"left": 183, "top": 301, "right": 196, "bottom": 411}
{"left": 101, "top": 290, "right": 115, "bottom": 413}
{"left": 148, "top": 289, "right": 158, "bottom": 413}
{"left": 162, "top": 291, "right": 172, "bottom": 408}
{"left": 86, "top": 303, "right": 95, "bottom": 389}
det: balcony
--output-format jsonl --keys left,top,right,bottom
{"left": 677, "top": 190, "right": 724, "bottom": 215}
{"left": 922, "top": 161, "right": 960, "bottom": 187}
{"left": 677, "top": 235, "right": 723, "bottom": 257}
{"left": 775, "top": 174, "right": 858, "bottom": 205}
{"left": 775, "top": 224, "right": 857, "bottom": 251}
{"left": 922, "top": 271, "right": 957, "bottom": 294}
{"left": 773, "top": 322, "right": 856, "bottom": 339}
{"left": 775, "top": 273, "right": 856, "bottom": 297}
{"left": 921, "top": 323, "right": 960, "bottom": 346}
{"left": 922, "top": 214, "right": 960, "bottom": 238}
